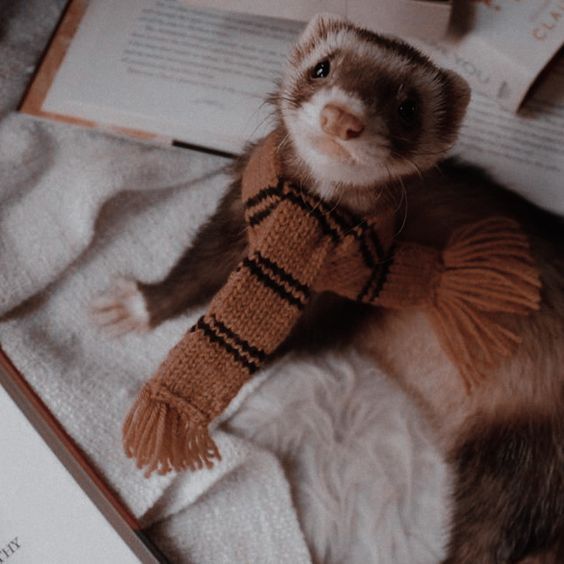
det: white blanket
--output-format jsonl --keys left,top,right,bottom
{"left": 0, "top": 2, "right": 448, "bottom": 562}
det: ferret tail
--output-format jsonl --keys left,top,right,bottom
{"left": 443, "top": 415, "right": 564, "bottom": 564}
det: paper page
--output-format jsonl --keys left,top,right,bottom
{"left": 183, "top": 0, "right": 347, "bottom": 21}
{"left": 414, "top": 0, "right": 564, "bottom": 111}
{"left": 183, "top": 0, "right": 452, "bottom": 40}
{"left": 0, "top": 384, "right": 140, "bottom": 564}
{"left": 42, "top": 0, "right": 302, "bottom": 154}
{"left": 454, "top": 54, "right": 564, "bottom": 213}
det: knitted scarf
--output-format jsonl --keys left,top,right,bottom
{"left": 123, "top": 133, "right": 541, "bottom": 476}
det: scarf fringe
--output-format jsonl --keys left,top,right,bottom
{"left": 431, "top": 217, "right": 541, "bottom": 392}
{"left": 123, "top": 385, "right": 221, "bottom": 477}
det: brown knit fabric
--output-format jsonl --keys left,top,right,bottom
{"left": 123, "top": 133, "right": 542, "bottom": 476}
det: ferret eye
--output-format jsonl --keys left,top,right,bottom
{"left": 398, "top": 99, "right": 418, "bottom": 126}
{"left": 311, "top": 60, "right": 330, "bottom": 79}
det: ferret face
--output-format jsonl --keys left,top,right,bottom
{"left": 278, "top": 15, "right": 471, "bottom": 203}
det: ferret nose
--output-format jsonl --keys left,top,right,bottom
{"left": 320, "top": 103, "right": 364, "bottom": 140}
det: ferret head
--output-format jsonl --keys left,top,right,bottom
{"left": 276, "top": 15, "right": 471, "bottom": 209}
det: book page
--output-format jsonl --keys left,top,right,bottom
{"left": 454, "top": 54, "right": 564, "bottom": 213}
{"left": 42, "top": 0, "right": 302, "bottom": 154}
{"left": 183, "top": 0, "right": 347, "bottom": 21}
{"left": 0, "top": 383, "right": 141, "bottom": 563}
{"left": 184, "top": 0, "right": 452, "bottom": 40}
{"left": 414, "top": 0, "right": 564, "bottom": 110}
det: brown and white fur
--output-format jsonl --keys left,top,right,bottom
{"left": 93, "top": 15, "right": 564, "bottom": 563}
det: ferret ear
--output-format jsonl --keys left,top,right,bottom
{"left": 300, "top": 12, "right": 347, "bottom": 43}
{"left": 291, "top": 13, "right": 348, "bottom": 64}
{"left": 443, "top": 69, "right": 471, "bottom": 128}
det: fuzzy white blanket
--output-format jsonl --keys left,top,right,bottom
{"left": 0, "top": 2, "right": 449, "bottom": 562}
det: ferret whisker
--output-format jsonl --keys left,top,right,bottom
{"left": 394, "top": 174, "right": 409, "bottom": 236}
{"left": 411, "top": 160, "right": 425, "bottom": 181}
{"left": 395, "top": 175, "right": 407, "bottom": 212}
{"left": 390, "top": 138, "right": 452, "bottom": 158}
{"left": 326, "top": 191, "right": 344, "bottom": 216}
{"left": 248, "top": 110, "right": 277, "bottom": 139}
{"left": 414, "top": 149, "right": 451, "bottom": 157}
{"left": 395, "top": 197, "right": 408, "bottom": 237}
{"left": 384, "top": 162, "right": 394, "bottom": 189}
{"left": 385, "top": 164, "right": 407, "bottom": 215}
{"left": 396, "top": 154, "right": 425, "bottom": 182}
{"left": 277, "top": 132, "right": 290, "bottom": 151}
{"left": 433, "top": 162, "right": 445, "bottom": 177}
{"left": 415, "top": 143, "right": 456, "bottom": 157}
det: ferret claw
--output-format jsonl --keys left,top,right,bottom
{"left": 91, "top": 277, "right": 150, "bottom": 335}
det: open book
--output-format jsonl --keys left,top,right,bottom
{"left": 0, "top": 350, "right": 164, "bottom": 563}
{"left": 21, "top": 0, "right": 564, "bottom": 211}
{"left": 21, "top": 0, "right": 303, "bottom": 156}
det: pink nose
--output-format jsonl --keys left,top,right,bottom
{"left": 320, "top": 103, "right": 364, "bottom": 140}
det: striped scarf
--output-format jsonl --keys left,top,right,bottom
{"left": 123, "top": 133, "right": 541, "bottom": 477}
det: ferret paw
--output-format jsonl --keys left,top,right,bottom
{"left": 91, "top": 277, "right": 150, "bottom": 336}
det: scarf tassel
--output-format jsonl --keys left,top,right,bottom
{"left": 123, "top": 384, "right": 220, "bottom": 477}
{"left": 430, "top": 217, "right": 542, "bottom": 392}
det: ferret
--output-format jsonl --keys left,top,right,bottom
{"left": 93, "top": 15, "right": 564, "bottom": 563}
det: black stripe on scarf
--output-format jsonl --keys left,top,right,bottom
{"left": 242, "top": 256, "right": 307, "bottom": 309}
{"left": 195, "top": 317, "right": 259, "bottom": 374}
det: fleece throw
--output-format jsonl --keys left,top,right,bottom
{"left": 0, "top": 2, "right": 451, "bottom": 562}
